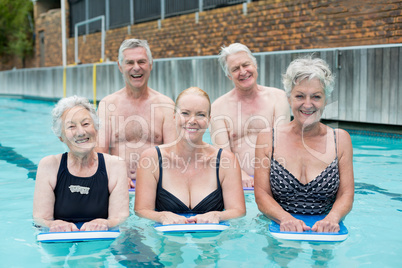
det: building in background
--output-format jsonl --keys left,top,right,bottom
{"left": 25, "top": 0, "right": 401, "bottom": 68}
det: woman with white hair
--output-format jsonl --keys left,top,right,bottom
{"left": 254, "top": 56, "right": 354, "bottom": 233}
{"left": 33, "top": 96, "right": 129, "bottom": 232}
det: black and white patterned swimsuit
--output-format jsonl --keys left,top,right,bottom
{"left": 270, "top": 129, "right": 340, "bottom": 215}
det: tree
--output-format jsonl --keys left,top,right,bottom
{"left": 0, "top": 0, "right": 34, "bottom": 67}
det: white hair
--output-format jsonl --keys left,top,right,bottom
{"left": 282, "top": 55, "right": 335, "bottom": 98}
{"left": 118, "top": 39, "right": 153, "bottom": 65}
{"left": 51, "top": 95, "right": 99, "bottom": 137}
{"left": 218, "top": 43, "right": 257, "bottom": 77}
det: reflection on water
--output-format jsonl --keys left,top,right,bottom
{"left": 256, "top": 215, "right": 336, "bottom": 268}
{"left": 355, "top": 182, "right": 402, "bottom": 202}
{"left": 39, "top": 240, "right": 116, "bottom": 266}
{"left": 110, "top": 226, "right": 164, "bottom": 267}
{"left": 115, "top": 216, "right": 232, "bottom": 267}
{"left": 0, "top": 143, "right": 37, "bottom": 179}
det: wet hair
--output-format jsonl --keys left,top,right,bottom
{"left": 175, "top": 87, "right": 211, "bottom": 116}
{"left": 218, "top": 43, "right": 257, "bottom": 77}
{"left": 118, "top": 39, "right": 153, "bottom": 65}
{"left": 282, "top": 55, "right": 335, "bottom": 98}
{"left": 51, "top": 95, "right": 99, "bottom": 137}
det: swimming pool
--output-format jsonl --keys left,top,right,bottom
{"left": 1, "top": 97, "right": 401, "bottom": 267}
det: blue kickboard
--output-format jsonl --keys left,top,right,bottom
{"left": 36, "top": 222, "right": 120, "bottom": 243}
{"left": 154, "top": 214, "right": 230, "bottom": 233}
{"left": 154, "top": 222, "right": 229, "bottom": 233}
{"left": 269, "top": 214, "right": 348, "bottom": 242}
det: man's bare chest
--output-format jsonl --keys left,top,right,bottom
{"left": 109, "top": 111, "right": 164, "bottom": 144}
{"left": 227, "top": 110, "right": 273, "bottom": 139}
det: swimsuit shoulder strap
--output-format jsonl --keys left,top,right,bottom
{"left": 333, "top": 129, "right": 338, "bottom": 157}
{"left": 155, "top": 146, "right": 163, "bottom": 187}
{"left": 216, "top": 148, "right": 223, "bottom": 187}
{"left": 57, "top": 152, "right": 68, "bottom": 177}
{"left": 97, "top": 153, "right": 106, "bottom": 173}
{"left": 272, "top": 128, "right": 275, "bottom": 155}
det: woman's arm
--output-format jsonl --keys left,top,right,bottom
{"left": 190, "top": 149, "right": 246, "bottom": 224}
{"left": 254, "top": 129, "right": 310, "bottom": 232}
{"left": 107, "top": 155, "right": 129, "bottom": 226}
{"left": 33, "top": 155, "right": 79, "bottom": 232}
{"left": 312, "top": 129, "right": 354, "bottom": 232}
{"left": 134, "top": 148, "right": 188, "bottom": 224}
{"left": 219, "top": 149, "right": 246, "bottom": 220}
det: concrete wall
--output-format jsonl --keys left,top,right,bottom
{"left": 1, "top": 44, "right": 401, "bottom": 126}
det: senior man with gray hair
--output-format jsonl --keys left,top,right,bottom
{"left": 210, "top": 43, "right": 290, "bottom": 188}
{"left": 96, "top": 39, "right": 176, "bottom": 188}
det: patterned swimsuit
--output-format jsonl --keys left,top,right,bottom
{"left": 270, "top": 129, "right": 340, "bottom": 215}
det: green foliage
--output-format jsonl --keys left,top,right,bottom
{"left": 0, "top": 0, "right": 34, "bottom": 60}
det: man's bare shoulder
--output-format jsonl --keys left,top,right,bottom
{"left": 257, "top": 86, "right": 288, "bottom": 105}
{"left": 148, "top": 88, "right": 174, "bottom": 105}
{"left": 211, "top": 89, "right": 236, "bottom": 111}
{"left": 99, "top": 88, "right": 126, "bottom": 104}
{"left": 259, "top": 86, "right": 287, "bottom": 98}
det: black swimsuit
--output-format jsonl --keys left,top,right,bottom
{"left": 53, "top": 152, "right": 109, "bottom": 223}
{"left": 270, "top": 129, "right": 340, "bottom": 215}
{"left": 155, "top": 146, "right": 224, "bottom": 214}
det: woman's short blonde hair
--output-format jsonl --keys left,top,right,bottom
{"left": 175, "top": 87, "right": 211, "bottom": 116}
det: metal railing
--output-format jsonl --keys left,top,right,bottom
{"left": 74, "top": 16, "right": 105, "bottom": 63}
{"left": 69, "top": 0, "right": 253, "bottom": 35}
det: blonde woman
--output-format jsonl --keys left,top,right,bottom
{"left": 135, "top": 87, "right": 245, "bottom": 225}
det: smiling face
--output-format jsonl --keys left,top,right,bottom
{"left": 226, "top": 51, "right": 258, "bottom": 91}
{"left": 175, "top": 94, "right": 210, "bottom": 144}
{"left": 118, "top": 47, "right": 152, "bottom": 91}
{"left": 289, "top": 78, "right": 326, "bottom": 127}
{"left": 60, "top": 106, "right": 97, "bottom": 154}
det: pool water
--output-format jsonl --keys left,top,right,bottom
{"left": 1, "top": 98, "right": 401, "bottom": 267}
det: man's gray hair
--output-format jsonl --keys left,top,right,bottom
{"left": 218, "top": 43, "right": 257, "bottom": 77}
{"left": 118, "top": 39, "right": 153, "bottom": 65}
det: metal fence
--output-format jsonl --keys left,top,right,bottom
{"left": 69, "top": 0, "right": 252, "bottom": 35}
{"left": 1, "top": 44, "right": 401, "bottom": 126}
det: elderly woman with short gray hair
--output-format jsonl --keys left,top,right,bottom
{"left": 254, "top": 56, "right": 354, "bottom": 233}
{"left": 33, "top": 95, "right": 129, "bottom": 232}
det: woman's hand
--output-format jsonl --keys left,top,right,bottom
{"left": 311, "top": 216, "right": 340, "bottom": 233}
{"left": 160, "top": 212, "right": 188, "bottom": 225}
{"left": 279, "top": 215, "right": 311, "bottom": 232}
{"left": 80, "top": 219, "right": 109, "bottom": 231}
{"left": 186, "top": 212, "right": 220, "bottom": 224}
{"left": 49, "top": 220, "right": 79, "bottom": 232}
